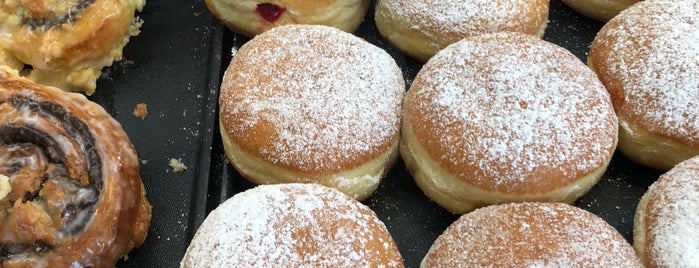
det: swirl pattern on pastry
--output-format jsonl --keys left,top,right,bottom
{"left": 0, "top": 67, "right": 151, "bottom": 267}
{"left": 0, "top": 0, "right": 146, "bottom": 95}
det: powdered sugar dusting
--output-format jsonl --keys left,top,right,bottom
{"left": 593, "top": 0, "right": 699, "bottom": 146}
{"left": 219, "top": 25, "right": 404, "bottom": 172}
{"left": 423, "top": 202, "right": 642, "bottom": 267}
{"left": 406, "top": 32, "right": 617, "bottom": 192}
{"left": 644, "top": 156, "right": 699, "bottom": 267}
{"left": 181, "top": 184, "right": 402, "bottom": 267}
{"left": 380, "top": 0, "right": 548, "bottom": 44}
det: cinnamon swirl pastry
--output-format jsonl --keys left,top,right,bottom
{"left": 0, "top": 0, "right": 146, "bottom": 95}
{"left": 0, "top": 66, "right": 151, "bottom": 267}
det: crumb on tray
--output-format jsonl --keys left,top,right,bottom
{"left": 133, "top": 103, "right": 148, "bottom": 119}
{"left": 169, "top": 158, "right": 188, "bottom": 173}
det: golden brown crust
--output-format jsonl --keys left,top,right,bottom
{"left": 422, "top": 202, "right": 642, "bottom": 267}
{"left": 402, "top": 32, "right": 617, "bottom": 213}
{"left": 205, "top": 0, "right": 370, "bottom": 36}
{"left": 0, "top": 66, "right": 151, "bottom": 267}
{"left": 561, "top": 0, "right": 640, "bottom": 21}
{"left": 588, "top": 0, "right": 699, "bottom": 170}
{"left": 181, "top": 183, "right": 404, "bottom": 267}
{"left": 0, "top": 0, "right": 145, "bottom": 94}
{"left": 219, "top": 119, "right": 399, "bottom": 201}
{"left": 374, "top": 0, "right": 549, "bottom": 62}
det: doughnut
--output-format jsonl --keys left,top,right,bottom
{"left": 181, "top": 183, "right": 404, "bottom": 267}
{"left": 588, "top": 0, "right": 699, "bottom": 171}
{"left": 422, "top": 202, "right": 643, "bottom": 267}
{"left": 218, "top": 24, "right": 404, "bottom": 201}
{"left": 0, "top": 0, "right": 146, "bottom": 95}
{"left": 633, "top": 155, "right": 699, "bottom": 267}
{"left": 374, "top": 0, "right": 549, "bottom": 62}
{"left": 560, "top": 0, "right": 641, "bottom": 21}
{"left": 205, "top": 0, "right": 370, "bottom": 37}
{"left": 401, "top": 32, "right": 618, "bottom": 214}
{"left": 0, "top": 66, "right": 151, "bottom": 267}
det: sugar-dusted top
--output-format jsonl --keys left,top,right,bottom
{"left": 404, "top": 32, "right": 618, "bottom": 194}
{"left": 589, "top": 0, "right": 699, "bottom": 148}
{"left": 422, "top": 202, "right": 642, "bottom": 267}
{"left": 642, "top": 155, "right": 699, "bottom": 267}
{"left": 378, "top": 0, "right": 548, "bottom": 44}
{"left": 219, "top": 24, "right": 404, "bottom": 174}
{"left": 180, "top": 183, "right": 403, "bottom": 267}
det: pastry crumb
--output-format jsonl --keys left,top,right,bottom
{"left": 0, "top": 174, "right": 11, "bottom": 200}
{"left": 133, "top": 103, "right": 148, "bottom": 119}
{"left": 169, "top": 158, "right": 187, "bottom": 173}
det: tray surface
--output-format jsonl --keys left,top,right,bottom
{"left": 88, "top": 1, "right": 221, "bottom": 266}
{"left": 86, "top": 0, "right": 662, "bottom": 267}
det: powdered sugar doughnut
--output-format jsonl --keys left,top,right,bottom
{"left": 374, "top": 0, "right": 549, "bottom": 62}
{"left": 422, "top": 202, "right": 642, "bottom": 267}
{"left": 180, "top": 183, "right": 404, "bottom": 267}
{"left": 633, "top": 155, "right": 699, "bottom": 267}
{"left": 588, "top": 0, "right": 699, "bottom": 171}
{"left": 561, "top": 0, "right": 641, "bottom": 21}
{"left": 401, "top": 32, "right": 618, "bottom": 213}
{"left": 205, "top": 0, "right": 370, "bottom": 36}
{"left": 218, "top": 25, "right": 404, "bottom": 201}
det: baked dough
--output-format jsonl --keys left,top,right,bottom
{"left": 374, "top": 0, "right": 549, "bottom": 62}
{"left": 561, "top": 0, "right": 641, "bottom": 21}
{"left": 402, "top": 32, "right": 618, "bottom": 213}
{"left": 181, "top": 183, "right": 404, "bottom": 267}
{"left": 0, "top": 66, "right": 151, "bottom": 267}
{"left": 633, "top": 155, "right": 699, "bottom": 267}
{"left": 422, "top": 202, "right": 642, "bottom": 267}
{"left": 0, "top": 0, "right": 145, "bottom": 95}
{"left": 205, "top": 0, "right": 370, "bottom": 36}
{"left": 218, "top": 25, "right": 404, "bottom": 201}
{"left": 588, "top": 0, "right": 699, "bottom": 170}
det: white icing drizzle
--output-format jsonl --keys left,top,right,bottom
{"left": 181, "top": 184, "right": 402, "bottom": 267}
{"left": 593, "top": 0, "right": 699, "bottom": 145}
{"left": 219, "top": 25, "right": 404, "bottom": 173}
{"left": 645, "top": 156, "right": 699, "bottom": 267}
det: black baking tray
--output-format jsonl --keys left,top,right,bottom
{"left": 86, "top": 0, "right": 663, "bottom": 267}
{"left": 87, "top": 0, "right": 221, "bottom": 266}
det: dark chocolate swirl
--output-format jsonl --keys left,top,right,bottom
{"left": 22, "top": 0, "right": 96, "bottom": 29}
{"left": 0, "top": 67, "right": 150, "bottom": 268}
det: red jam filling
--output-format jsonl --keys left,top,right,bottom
{"left": 255, "top": 3, "right": 285, "bottom": 23}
